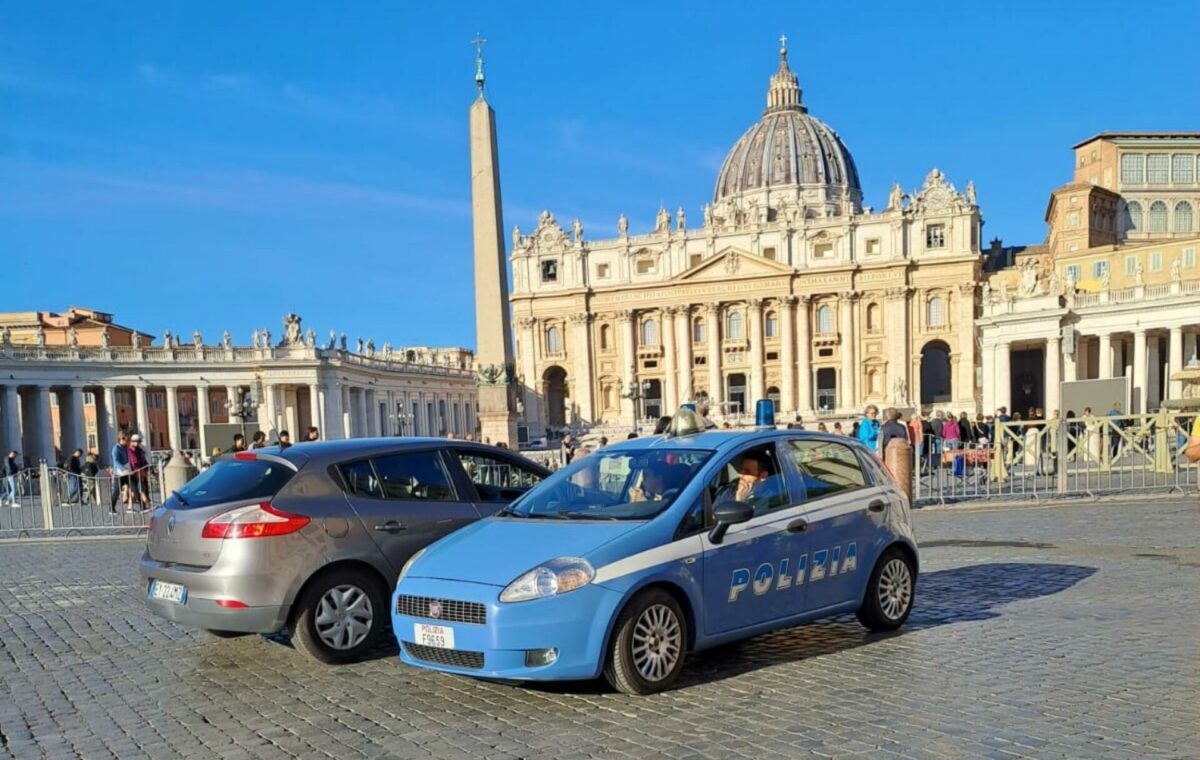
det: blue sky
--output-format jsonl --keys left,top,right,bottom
{"left": 4, "top": 1, "right": 1198, "bottom": 349}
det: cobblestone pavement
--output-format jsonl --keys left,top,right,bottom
{"left": 1, "top": 498, "right": 1198, "bottom": 759}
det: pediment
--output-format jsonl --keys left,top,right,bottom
{"left": 673, "top": 247, "right": 794, "bottom": 282}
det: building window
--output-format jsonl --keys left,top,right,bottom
{"left": 599, "top": 323, "right": 611, "bottom": 351}
{"left": 693, "top": 318, "right": 705, "bottom": 344}
{"left": 1172, "top": 154, "right": 1195, "bottom": 183}
{"left": 596, "top": 263, "right": 610, "bottom": 279}
{"left": 641, "top": 318, "right": 658, "bottom": 346}
{"left": 1124, "top": 256, "right": 1138, "bottom": 275}
{"left": 546, "top": 326, "right": 562, "bottom": 354}
{"left": 635, "top": 258, "right": 656, "bottom": 275}
{"left": 866, "top": 302, "right": 881, "bottom": 332}
{"left": 727, "top": 311, "right": 744, "bottom": 340}
{"left": 689, "top": 253, "right": 703, "bottom": 269}
{"left": 1150, "top": 251, "right": 1162, "bottom": 272}
{"left": 1125, "top": 201, "right": 1143, "bottom": 232}
{"left": 927, "top": 296, "right": 946, "bottom": 327}
{"left": 1146, "top": 154, "right": 1169, "bottom": 184}
{"left": 1120, "top": 153, "right": 1144, "bottom": 183}
{"left": 765, "top": 311, "right": 778, "bottom": 338}
{"left": 1184, "top": 247, "right": 1197, "bottom": 268}
{"left": 762, "top": 247, "right": 776, "bottom": 261}
{"left": 1093, "top": 261, "right": 1108, "bottom": 279}
{"left": 865, "top": 238, "right": 881, "bottom": 256}
{"left": 1065, "top": 264, "right": 1081, "bottom": 283}
{"left": 816, "top": 305, "right": 833, "bottom": 335}
{"left": 925, "top": 224, "right": 945, "bottom": 249}
{"left": 1148, "top": 201, "right": 1168, "bottom": 233}
{"left": 1067, "top": 211, "right": 1080, "bottom": 228}
{"left": 813, "top": 243, "right": 833, "bottom": 259}
{"left": 1174, "top": 201, "right": 1194, "bottom": 232}
{"left": 540, "top": 260, "right": 558, "bottom": 282}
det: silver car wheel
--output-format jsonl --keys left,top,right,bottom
{"left": 631, "top": 603, "right": 682, "bottom": 683}
{"left": 877, "top": 558, "right": 913, "bottom": 621}
{"left": 314, "top": 584, "right": 374, "bottom": 651}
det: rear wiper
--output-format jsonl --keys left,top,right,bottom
{"left": 171, "top": 490, "right": 188, "bottom": 507}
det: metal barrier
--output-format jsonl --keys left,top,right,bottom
{"left": 911, "top": 410, "right": 1200, "bottom": 506}
{"left": 0, "top": 461, "right": 160, "bottom": 538}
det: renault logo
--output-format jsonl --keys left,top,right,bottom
{"left": 167, "top": 514, "right": 176, "bottom": 534}
{"left": 428, "top": 600, "right": 442, "bottom": 619}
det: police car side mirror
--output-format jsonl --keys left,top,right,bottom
{"left": 709, "top": 502, "right": 754, "bottom": 544}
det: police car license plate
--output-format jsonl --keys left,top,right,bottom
{"left": 414, "top": 623, "right": 455, "bottom": 649}
{"left": 149, "top": 580, "right": 187, "bottom": 605}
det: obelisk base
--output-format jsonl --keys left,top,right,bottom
{"left": 477, "top": 386, "right": 518, "bottom": 447}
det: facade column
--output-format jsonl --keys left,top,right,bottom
{"left": 165, "top": 385, "right": 181, "bottom": 452}
{"left": 617, "top": 311, "right": 637, "bottom": 424}
{"left": 309, "top": 383, "right": 322, "bottom": 437}
{"left": 2, "top": 385, "right": 21, "bottom": 457}
{"left": 705, "top": 303, "right": 723, "bottom": 406}
{"left": 748, "top": 299, "right": 765, "bottom": 407}
{"left": 1063, "top": 329, "right": 1079, "bottom": 384}
{"left": 662, "top": 308, "right": 678, "bottom": 413}
{"left": 676, "top": 307, "right": 693, "bottom": 403}
{"left": 778, "top": 297, "right": 796, "bottom": 415}
{"left": 956, "top": 284, "right": 976, "bottom": 406}
{"left": 1132, "top": 329, "right": 1147, "bottom": 413}
{"left": 570, "top": 314, "right": 595, "bottom": 424}
{"left": 795, "top": 296, "right": 812, "bottom": 413}
{"left": 196, "top": 385, "right": 211, "bottom": 458}
{"left": 1045, "top": 336, "right": 1062, "bottom": 415}
{"left": 36, "top": 385, "right": 54, "bottom": 464}
{"left": 981, "top": 342, "right": 996, "bottom": 413}
{"left": 1098, "top": 333, "right": 1113, "bottom": 378}
{"left": 517, "top": 318, "right": 541, "bottom": 438}
{"left": 839, "top": 295, "right": 857, "bottom": 411}
{"left": 1168, "top": 326, "right": 1184, "bottom": 400}
{"left": 995, "top": 342, "right": 1012, "bottom": 414}
{"left": 885, "top": 288, "right": 909, "bottom": 407}
{"left": 134, "top": 385, "right": 150, "bottom": 442}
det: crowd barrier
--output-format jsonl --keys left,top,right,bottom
{"left": 0, "top": 462, "right": 161, "bottom": 537}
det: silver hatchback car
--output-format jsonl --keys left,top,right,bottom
{"left": 140, "top": 438, "right": 549, "bottom": 663}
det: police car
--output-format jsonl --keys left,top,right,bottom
{"left": 391, "top": 408, "right": 917, "bottom": 694}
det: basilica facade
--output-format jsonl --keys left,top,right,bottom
{"left": 510, "top": 43, "right": 982, "bottom": 433}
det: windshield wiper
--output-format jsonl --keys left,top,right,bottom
{"left": 170, "top": 490, "right": 188, "bottom": 507}
{"left": 550, "top": 511, "right": 621, "bottom": 521}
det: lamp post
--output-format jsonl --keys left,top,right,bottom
{"left": 620, "top": 378, "right": 652, "bottom": 434}
{"left": 391, "top": 410, "right": 414, "bottom": 437}
{"left": 225, "top": 389, "right": 255, "bottom": 443}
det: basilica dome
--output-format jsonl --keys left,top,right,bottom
{"left": 713, "top": 43, "right": 860, "bottom": 204}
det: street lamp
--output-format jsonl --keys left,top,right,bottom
{"left": 391, "top": 410, "right": 414, "bottom": 437}
{"left": 226, "top": 387, "right": 256, "bottom": 442}
{"left": 620, "top": 378, "right": 652, "bottom": 434}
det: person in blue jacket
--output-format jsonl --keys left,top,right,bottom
{"left": 857, "top": 404, "right": 881, "bottom": 452}
{"left": 110, "top": 432, "right": 131, "bottom": 512}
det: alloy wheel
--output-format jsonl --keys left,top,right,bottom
{"left": 631, "top": 603, "right": 682, "bottom": 682}
{"left": 877, "top": 558, "right": 913, "bottom": 621}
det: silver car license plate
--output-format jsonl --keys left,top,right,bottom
{"left": 149, "top": 580, "right": 187, "bottom": 605}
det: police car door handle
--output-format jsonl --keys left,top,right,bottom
{"left": 374, "top": 520, "right": 405, "bottom": 533}
{"left": 786, "top": 518, "right": 808, "bottom": 533}
{"left": 867, "top": 499, "right": 886, "bottom": 513}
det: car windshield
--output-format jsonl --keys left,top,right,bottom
{"left": 169, "top": 458, "right": 295, "bottom": 509}
{"left": 502, "top": 449, "right": 712, "bottom": 521}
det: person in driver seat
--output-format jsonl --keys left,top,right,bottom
{"left": 629, "top": 467, "right": 667, "bottom": 502}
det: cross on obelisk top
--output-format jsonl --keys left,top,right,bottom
{"left": 472, "top": 33, "right": 487, "bottom": 95}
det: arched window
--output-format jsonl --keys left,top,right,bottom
{"left": 816, "top": 305, "right": 833, "bottom": 335}
{"left": 866, "top": 302, "right": 881, "bottom": 332}
{"left": 641, "top": 318, "right": 659, "bottom": 346}
{"left": 599, "top": 324, "right": 611, "bottom": 351}
{"left": 546, "top": 326, "right": 562, "bottom": 354}
{"left": 693, "top": 317, "right": 705, "bottom": 344}
{"left": 927, "top": 296, "right": 946, "bottom": 327}
{"left": 727, "top": 311, "right": 744, "bottom": 340}
{"left": 1174, "top": 201, "right": 1194, "bottom": 233}
{"left": 1125, "top": 201, "right": 1143, "bottom": 232}
{"left": 765, "top": 311, "right": 779, "bottom": 338}
{"left": 1148, "top": 201, "right": 1168, "bottom": 233}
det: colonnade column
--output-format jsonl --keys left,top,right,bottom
{"left": 661, "top": 308, "right": 678, "bottom": 412}
{"left": 995, "top": 342, "right": 1012, "bottom": 414}
{"left": 197, "top": 385, "right": 211, "bottom": 457}
{"left": 36, "top": 385, "right": 54, "bottom": 463}
{"left": 67, "top": 385, "right": 86, "bottom": 454}
{"left": 1147, "top": 334, "right": 1161, "bottom": 409}
{"left": 1168, "top": 326, "right": 1184, "bottom": 400}
{"left": 1132, "top": 329, "right": 1147, "bottom": 413}
{"left": 309, "top": 383, "right": 322, "bottom": 437}
{"left": 617, "top": 311, "right": 636, "bottom": 424}
{"left": 166, "top": 386, "right": 181, "bottom": 451}
{"left": 263, "top": 383, "right": 279, "bottom": 437}
{"left": 134, "top": 385, "right": 150, "bottom": 441}
{"left": 225, "top": 385, "right": 239, "bottom": 423}
{"left": 778, "top": 297, "right": 796, "bottom": 415}
{"left": 1045, "top": 336, "right": 1062, "bottom": 415}
{"left": 839, "top": 296, "right": 857, "bottom": 412}
{"left": 795, "top": 296, "right": 812, "bottom": 413}
{"left": 1098, "top": 333, "right": 1113, "bottom": 378}
{"left": 365, "top": 389, "right": 378, "bottom": 436}
{"left": 570, "top": 314, "right": 595, "bottom": 423}
{"left": 675, "top": 308, "right": 692, "bottom": 403}
{"left": 748, "top": 299, "right": 765, "bottom": 408}
{"left": 99, "top": 386, "right": 118, "bottom": 457}
{"left": 1, "top": 386, "right": 19, "bottom": 456}
{"left": 355, "top": 389, "right": 368, "bottom": 437}
{"left": 342, "top": 386, "right": 352, "bottom": 438}
{"left": 1063, "top": 329, "right": 1078, "bottom": 384}
{"left": 705, "top": 303, "right": 722, "bottom": 406}
{"left": 981, "top": 343, "right": 996, "bottom": 413}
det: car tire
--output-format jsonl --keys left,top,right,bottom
{"left": 290, "top": 567, "right": 387, "bottom": 665}
{"left": 204, "top": 629, "right": 250, "bottom": 639}
{"left": 857, "top": 547, "right": 916, "bottom": 632}
{"left": 603, "top": 588, "right": 688, "bottom": 695}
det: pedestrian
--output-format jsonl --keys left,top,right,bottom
{"left": 787, "top": 414, "right": 804, "bottom": 430}
{"left": 66, "top": 448, "right": 84, "bottom": 504}
{"left": 958, "top": 412, "right": 975, "bottom": 446}
{"left": 249, "top": 431, "right": 268, "bottom": 450}
{"left": 3, "top": 450, "right": 21, "bottom": 507}
{"left": 278, "top": 430, "right": 292, "bottom": 449}
{"left": 561, "top": 434, "right": 576, "bottom": 466}
{"left": 127, "top": 434, "right": 151, "bottom": 511}
{"left": 817, "top": 422, "right": 828, "bottom": 432}
{"left": 878, "top": 408, "right": 908, "bottom": 452}
{"left": 306, "top": 427, "right": 320, "bottom": 442}
{"left": 1107, "top": 403, "right": 1124, "bottom": 460}
{"left": 832, "top": 421, "right": 844, "bottom": 436}
{"left": 226, "top": 433, "right": 247, "bottom": 454}
{"left": 598, "top": 436, "right": 609, "bottom": 448}
{"left": 857, "top": 405, "right": 880, "bottom": 452}
{"left": 82, "top": 452, "right": 100, "bottom": 505}
{"left": 942, "top": 413, "right": 961, "bottom": 450}
{"left": 110, "top": 432, "right": 131, "bottom": 512}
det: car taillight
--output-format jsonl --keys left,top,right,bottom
{"left": 201, "top": 503, "right": 310, "bottom": 539}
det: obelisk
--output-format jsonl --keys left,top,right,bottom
{"left": 468, "top": 36, "right": 519, "bottom": 446}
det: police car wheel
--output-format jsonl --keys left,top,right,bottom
{"left": 857, "top": 548, "right": 915, "bottom": 632}
{"left": 604, "top": 589, "right": 688, "bottom": 695}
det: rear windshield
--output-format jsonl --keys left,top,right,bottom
{"left": 169, "top": 459, "right": 295, "bottom": 509}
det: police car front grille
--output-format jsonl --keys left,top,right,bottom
{"left": 403, "top": 642, "right": 484, "bottom": 670}
{"left": 395, "top": 595, "right": 487, "bottom": 625}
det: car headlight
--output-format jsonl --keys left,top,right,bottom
{"left": 500, "top": 557, "right": 594, "bottom": 603}
{"left": 397, "top": 548, "right": 427, "bottom": 585}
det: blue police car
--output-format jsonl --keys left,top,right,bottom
{"left": 391, "top": 410, "right": 917, "bottom": 694}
